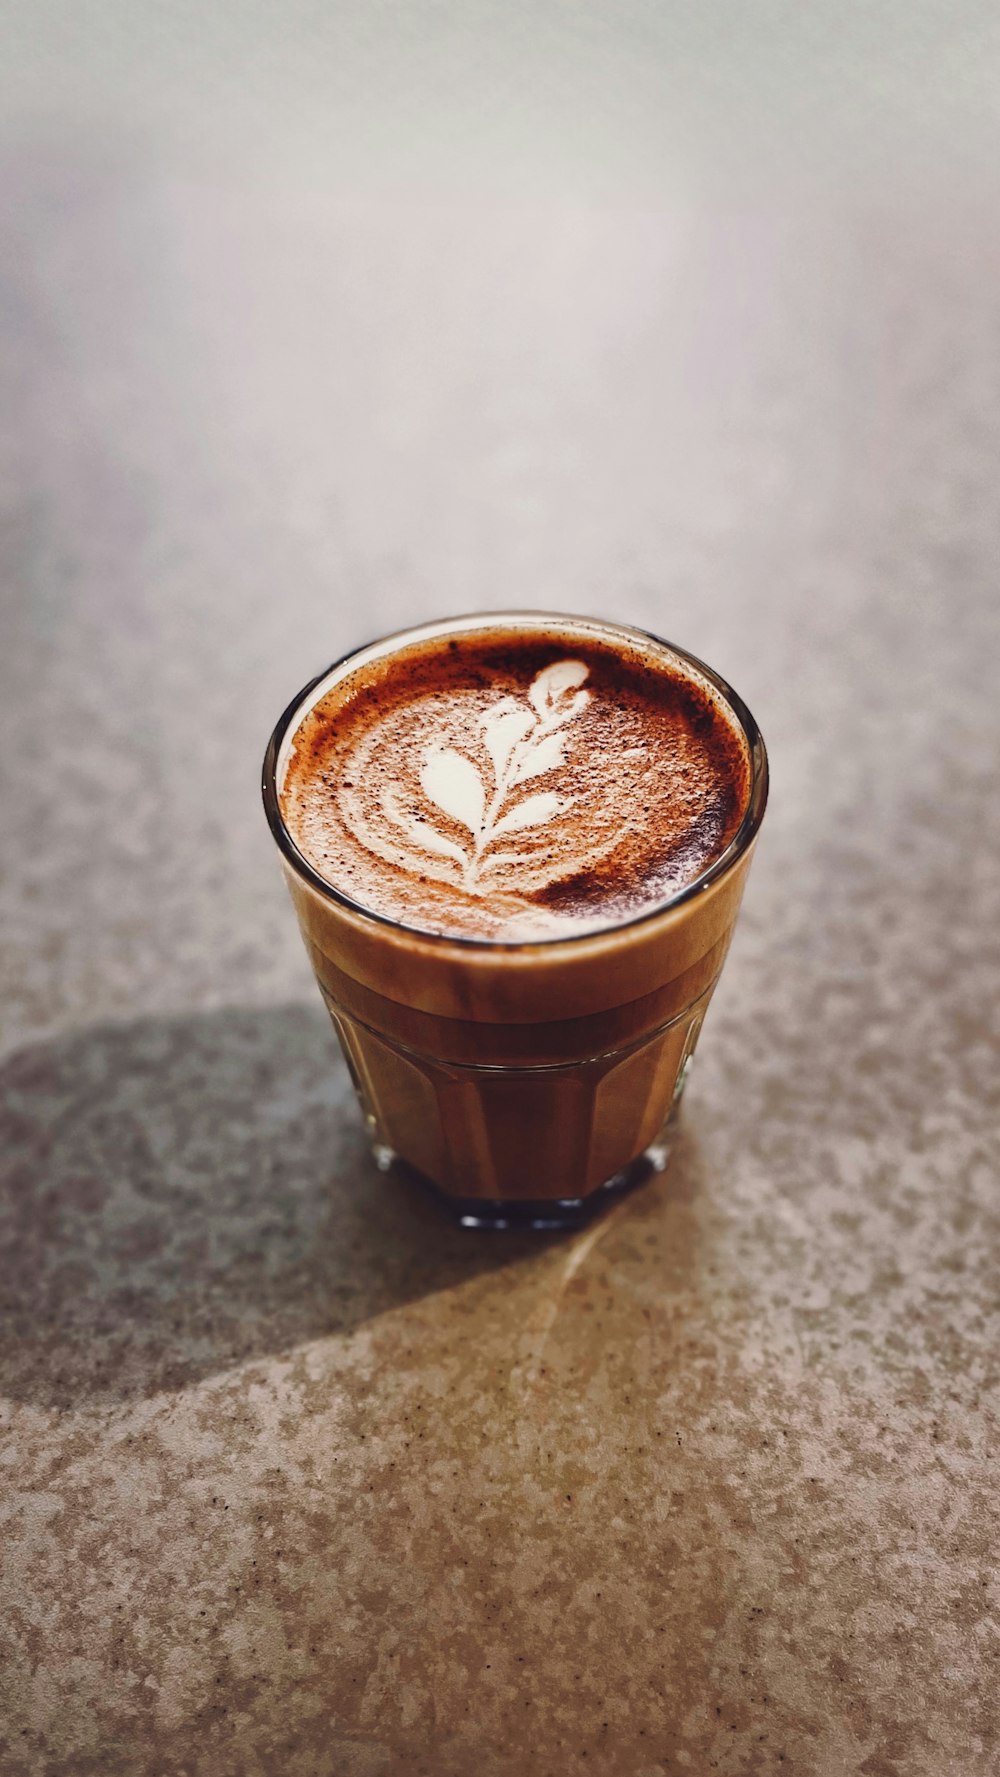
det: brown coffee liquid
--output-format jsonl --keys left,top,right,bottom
{"left": 280, "top": 626, "right": 750, "bottom": 941}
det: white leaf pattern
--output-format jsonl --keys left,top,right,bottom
{"left": 492, "top": 791, "right": 565, "bottom": 838}
{"left": 480, "top": 702, "right": 535, "bottom": 783}
{"left": 528, "top": 658, "right": 589, "bottom": 719}
{"left": 554, "top": 688, "right": 591, "bottom": 725}
{"left": 407, "top": 818, "right": 471, "bottom": 866}
{"left": 395, "top": 660, "right": 594, "bottom": 893}
{"left": 420, "top": 748, "right": 485, "bottom": 836}
{"left": 381, "top": 786, "right": 472, "bottom": 867}
{"left": 511, "top": 730, "right": 566, "bottom": 784}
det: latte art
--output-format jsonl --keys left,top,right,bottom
{"left": 281, "top": 625, "right": 751, "bottom": 940}
{"left": 419, "top": 661, "right": 592, "bottom": 884}
{"left": 341, "top": 660, "right": 624, "bottom": 903}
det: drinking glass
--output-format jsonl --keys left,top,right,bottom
{"left": 263, "top": 613, "right": 768, "bottom": 1228}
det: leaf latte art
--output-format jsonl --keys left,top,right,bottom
{"left": 355, "top": 660, "right": 596, "bottom": 894}
{"left": 281, "top": 626, "right": 751, "bottom": 940}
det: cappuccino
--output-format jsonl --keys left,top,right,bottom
{"left": 264, "top": 614, "right": 767, "bottom": 1227}
{"left": 280, "top": 627, "right": 750, "bottom": 941}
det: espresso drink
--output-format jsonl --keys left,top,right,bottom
{"left": 264, "top": 614, "right": 767, "bottom": 1227}
{"left": 282, "top": 630, "right": 749, "bottom": 941}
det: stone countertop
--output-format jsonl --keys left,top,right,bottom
{"left": 2, "top": 141, "right": 999, "bottom": 1776}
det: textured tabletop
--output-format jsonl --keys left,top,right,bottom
{"left": 1, "top": 11, "right": 999, "bottom": 1774}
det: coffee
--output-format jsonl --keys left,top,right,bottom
{"left": 280, "top": 627, "right": 750, "bottom": 941}
{"left": 264, "top": 614, "right": 767, "bottom": 1228}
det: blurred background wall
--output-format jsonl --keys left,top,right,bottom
{"left": 2, "top": 1, "right": 999, "bottom": 1040}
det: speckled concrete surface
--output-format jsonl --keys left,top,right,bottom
{"left": 2, "top": 62, "right": 1000, "bottom": 1777}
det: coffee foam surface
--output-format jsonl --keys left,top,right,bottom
{"left": 280, "top": 627, "right": 751, "bottom": 941}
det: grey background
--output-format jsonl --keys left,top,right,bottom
{"left": 2, "top": 1, "right": 999, "bottom": 1051}
{"left": 1, "top": 7, "right": 999, "bottom": 1774}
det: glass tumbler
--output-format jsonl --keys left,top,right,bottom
{"left": 262, "top": 614, "right": 768, "bottom": 1228}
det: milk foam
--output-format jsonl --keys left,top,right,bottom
{"left": 280, "top": 626, "right": 750, "bottom": 940}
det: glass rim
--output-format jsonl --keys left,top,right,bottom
{"left": 261, "top": 610, "right": 769, "bottom": 952}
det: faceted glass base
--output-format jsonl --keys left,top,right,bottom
{"left": 327, "top": 982, "right": 706, "bottom": 1218}
{"left": 371, "top": 1129, "right": 674, "bottom": 1231}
